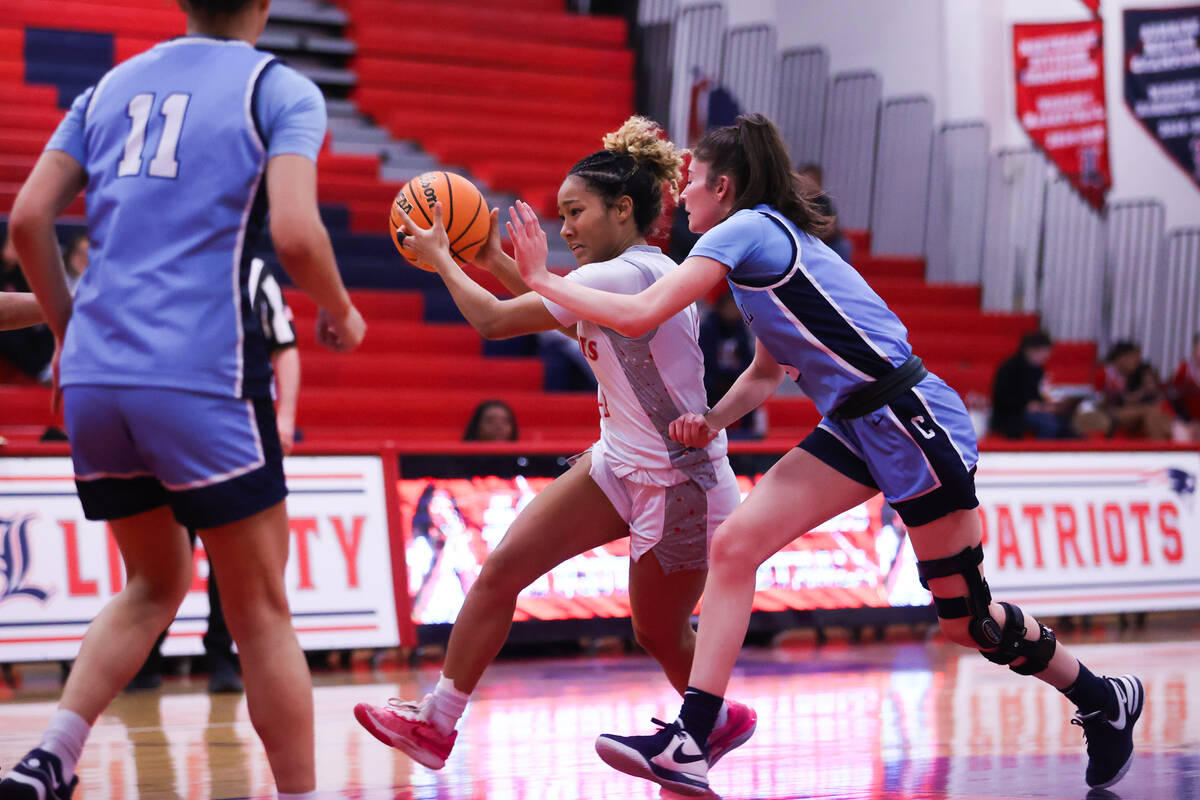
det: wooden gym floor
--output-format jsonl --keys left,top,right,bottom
{"left": 1, "top": 621, "right": 1198, "bottom": 799}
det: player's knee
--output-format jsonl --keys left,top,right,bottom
{"left": 707, "top": 520, "right": 759, "bottom": 574}
{"left": 471, "top": 555, "right": 526, "bottom": 604}
{"left": 937, "top": 616, "right": 980, "bottom": 649}
{"left": 126, "top": 556, "right": 192, "bottom": 617}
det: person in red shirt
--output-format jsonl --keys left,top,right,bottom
{"left": 1170, "top": 333, "right": 1200, "bottom": 438}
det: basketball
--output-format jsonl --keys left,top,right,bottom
{"left": 389, "top": 171, "right": 490, "bottom": 271}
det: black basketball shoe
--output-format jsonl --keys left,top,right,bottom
{"left": 0, "top": 748, "right": 78, "bottom": 800}
{"left": 1072, "top": 675, "right": 1144, "bottom": 789}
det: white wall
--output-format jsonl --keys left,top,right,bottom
{"left": 688, "top": 0, "right": 1200, "bottom": 229}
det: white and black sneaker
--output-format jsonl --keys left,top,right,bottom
{"left": 0, "top": 748, "right": 78, "bottom": 800}
{"left": 1072, "top": 675, "right": 1144, "bottom": 789}
{"left": 595, "top": 717, "right": 710, "bottom": 796}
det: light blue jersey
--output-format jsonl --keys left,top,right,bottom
{"left": 691, "top": 205, "right": 913, "bottom": 416}
{"left": 46, "top": 36, "right": 326, "bottom": 398}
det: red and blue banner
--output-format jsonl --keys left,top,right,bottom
{"left": 1014, "top": 20, "right": 1112, "bottom": 208}
{"left": 1123, "top": 6, "right": 1200, "bottom": 190}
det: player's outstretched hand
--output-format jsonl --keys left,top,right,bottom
{"left": 470, "top": 207, "right": 505, "bottom": 273}
{"left": 394, "top": 202, "right": 451, "bottom": 270}
{"left": 317, "top": 304, "right": 366, "bottom": 352}
{"left": 669, "top": 412, "right": 719, "bottom": 448}
{"left": 507, "top": 200, "right": 549, "bottom": 289}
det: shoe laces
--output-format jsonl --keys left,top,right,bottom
{"left": 650, "top": 717, "right": 692, "bottom": 744}
{"left": 1071, "top": 709, "right": 1106, "bottom": 741}
{"left": 386, "top": 695, "right": 431, "bottom": 719}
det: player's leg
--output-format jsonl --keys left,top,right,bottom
{"left": 354, "top": 451, "right": 631, "bottom": 768}
{"left": 893, "top": 378, "right": 1141, "bottom": 790}
{"left": 132, "top": 389, "right": 306, "bottom": 796}
{"left": 627, "top": 551, "right": 705, "bottom": 694}
{"left": 198, "top": 502, "right": 313, "bottom": 795}
{"left": 912, "top": 509, "right": 1142, "bottom": 789}
{"left": 442, "top": 452, "right": 628, "bottom": 689}
{"left": 1, "top": 387, "right": 192, "bottom": 800}
{"left": 596, "top": 445, "right": 876, "bottom": 794}
{"left": 58, "top": 507, "right": 193, "bottom": 718}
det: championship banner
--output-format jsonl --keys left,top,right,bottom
{"left": 1013, "top": 20, "right": 1112, "bottom": 208}
{"left": 1124, "top": 6, "right": 1200, "bottom": 189}
{"left": 398, "top": 476, "right": 930, "bottom": 627}
{"left": 975, "top": 451, "right": 1200, "bottom": 615}
{"left": 0, "top": 456, "right": 400, "bottom": 662}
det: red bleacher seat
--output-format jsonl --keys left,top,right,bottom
{"left": 338, "top": 0, "right": 626, "bottom": 49}
{"left": 4, "top": 1, "right": 185, "bottom": 38}
{"left": 352, "top": 57, "right": 633, "bottom": 108}
{"left": 352, "top": 27, "right": 631, "bottom": 78}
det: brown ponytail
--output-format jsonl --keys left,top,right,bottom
{"left": 693, "top": 113, "right": 833, "bottom": 238}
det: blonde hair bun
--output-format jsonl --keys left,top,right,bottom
{"left": 602, "top": 116, "right": 684, "bottom": 199}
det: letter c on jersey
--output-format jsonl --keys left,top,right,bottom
{"left": 911, "top": 415, "right": 937, "bottom": 440}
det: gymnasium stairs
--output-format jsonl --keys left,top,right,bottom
{"left": 0, "top": 0, "right": 1095, "bottom": 449}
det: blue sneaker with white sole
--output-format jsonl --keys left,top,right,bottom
{"left": 1072, "top": 674, "right": 1144, "bottom": 789}
{"left": 0, "top": 748, "right": 78, "bottom": 800}
{"left": 595, "top": 717, "right": 710, "bottom": 796}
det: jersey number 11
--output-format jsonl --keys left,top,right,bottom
{"left": 118, "top": 92, "right": 191, "bottom": 179}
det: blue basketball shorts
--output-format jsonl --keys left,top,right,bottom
{"left": 799, "top": 374, "right": 979, "bottom": 527}
{"left": 62, "top": 385, "right": 287, "bottom": 529}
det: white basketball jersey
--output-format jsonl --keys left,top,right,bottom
{"left": 542, "top": 245, "right": 728, "bottom": 486}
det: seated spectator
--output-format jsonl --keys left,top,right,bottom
{"left": 699, "top": 291, "right": 762, "bottom": 438}
{"left": 1169, "top": 332, "right": 1200, "bottom": 439}
{"left": 797, "top": 164, "right": 853, "bottom": 264}
{"left": 0, "top": 232, "right": 55, "bottom": 380}
{"left": 990, "top": 331, "right": 1077, "bottom": 439}
{"left": 1099, "top": 341, "right": 1181, "bottom": 441}
{"left": 464, "top": 400, "right": 518, "bottom": 442}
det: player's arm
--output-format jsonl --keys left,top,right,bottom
{"left": 0, "top": 293, "right": 45, "bottom": 331}
{"left": 508, "top": 201, "right": 726, "bottom": 337}
{"left": 271, "top": 345, "right": 300, "bottom": 454}
{"left": 8, "top": 151, "right": 87, "bottom": 340}
{"left": 265, "top": 154, "right": 364, "bottom": 351}
{"left": 470, "top": 208, "right": 534, "bottom": 297}
{"left": 670, "top": 338, "right": 785, "bottom": 448}
{"left": 397, "top": 203, "right": 560, "bottom": 339}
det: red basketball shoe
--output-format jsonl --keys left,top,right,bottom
{"left": 707, "top": 700, "right": 757, "bottom": 767}
{"left": 354, "top": 697, "right": 457, "bottom": 769}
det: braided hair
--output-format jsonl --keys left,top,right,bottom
{"left": 567, "top": 116, "right": 683, "bottom": 235}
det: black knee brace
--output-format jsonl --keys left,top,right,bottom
{"left": 978, "top": 602, "right": 1058, "bottom": 675}
{"left": 916, "top": 544, "right": 1003, "bottom": 649}
{"left": 916, "top": 545, "right": 1057, "bottom": 675}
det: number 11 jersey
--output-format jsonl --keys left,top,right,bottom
{"left": 46, "top": 36, "right": 325, "bottom": 398}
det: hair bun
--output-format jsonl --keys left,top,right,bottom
{"left": 602, "top": 116, "right": 684, "bottom": 198}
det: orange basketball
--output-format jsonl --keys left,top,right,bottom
{"left": 389, "top": 171, "right": 490, "bottom": 271}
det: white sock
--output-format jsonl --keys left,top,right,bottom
{"left": 428, "top": 674, "right": 470, "bottom": 737}
{"left": 38, "top": 708, "right": 90, "bottom": 780}
{"left": 714, "top": 701, "right": 729, "bottom": 732}
{"left": 277, "top": 792, "right": 318, "bottom": 800}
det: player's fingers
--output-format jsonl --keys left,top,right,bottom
{"left": 432, "top": 201, "right": 446, "bottom": 234}
{"left": 392, "top": 203, "right": 417, "bottom": 236}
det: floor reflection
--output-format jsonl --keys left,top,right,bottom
{"left": 1, "top": 632, "right": 1197, "bottom": 799}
